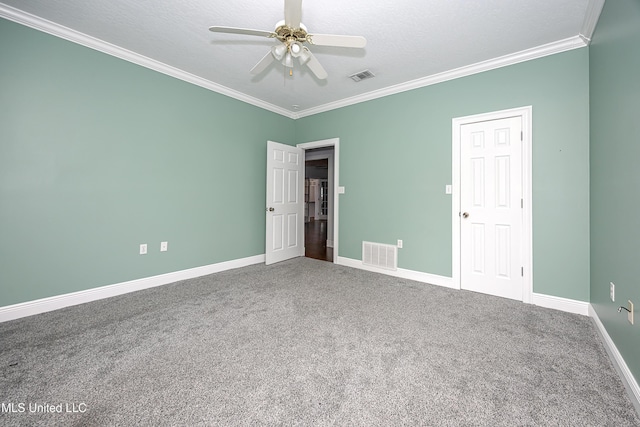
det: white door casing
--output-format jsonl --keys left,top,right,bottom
{"left": 452, "top": 107, "right": 532, "bottom": 303}
{"left": 266, "top": 141, "right": 304, "bottom": 265}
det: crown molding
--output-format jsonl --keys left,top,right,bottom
{"left": 0, "top": 4, "right": 296, "bottom": 119}
{"left": 295, "top": 36, "right": 587, "bottom": 119}
{"left": 2, "top": 3, "right": 591, "bottom": 121}
{"left": 580, "top": 0, "right": 606, "bottom": 43}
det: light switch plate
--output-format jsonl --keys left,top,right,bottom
{"left": 139, "top": 244, "right": 147, "bottom": 255}
{"left": 445, "top": 185, "right": 452, "bottom": 194}
{"left": 160, "top": 241, "right": 168, "bottom": 252}
{"left": 338, "top": 186, "right": 345, "bottom": 194}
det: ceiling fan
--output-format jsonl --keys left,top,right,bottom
{"left": 208, "top": 0, "right": 366, "bottom": 80}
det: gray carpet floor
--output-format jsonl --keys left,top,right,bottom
{"left": 1, "top": 257, "right": 639, "bottom": 426}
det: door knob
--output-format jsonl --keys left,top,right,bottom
{"left": 462, "top": 212, "right": 469, "bottom": 218}
{"left": 266, "top": 207, "right": 275, "bottom": 212}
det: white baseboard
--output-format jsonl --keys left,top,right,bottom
{"left": 0, "top": 254, "right": 265, "bottom": 323}
{"left": 337, "top": 257, "right": 591, "bottom": 316}
{"left": 336, "top": 256, "right": 455, "bottom": 289}
{"left": 531, "top": 292, "right": 590, "bottom": 316}
{"left": 589, "top": 304, "right": 640, "bottom": 413}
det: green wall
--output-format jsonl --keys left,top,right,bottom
{"left": 589, "top": 0, "right": 640, "bottom": 387}
{"left": 1, "top": 17, "right": 592, "bottom": 307}
{"left": 0, "top": 18, "right": 294, "bottom": 306}
{"left": 296, "top": 48, "right": 591, "bottom": 301}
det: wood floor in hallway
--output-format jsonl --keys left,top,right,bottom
{"left": 305, "top": 220, "right": 333, "bottom": 262}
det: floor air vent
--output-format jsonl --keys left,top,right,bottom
{"left": 362, "top": 241, "right": 397, "bottom": 271}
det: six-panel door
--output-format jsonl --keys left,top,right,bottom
{"left": 460, "top": 117, "right": 524, "bottom": 300}
{"left": 266, "top": 141, "right": 304, "bottom": 265}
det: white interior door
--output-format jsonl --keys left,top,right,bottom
{"left": 266, "top": 140, "right": 304, "bottom": 265}
{"left": 460, "top": 116, "right": 523, "bottom": 300}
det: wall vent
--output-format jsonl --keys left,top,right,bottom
{"left": 349, "top": 69, "right": 375, "bottom": 82}
{"left": 362, "top": 241, "right": 397, "bottom": 271}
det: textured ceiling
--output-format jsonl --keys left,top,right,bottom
{"left": 0, "top": 0, "right": 599, "bottom": 117}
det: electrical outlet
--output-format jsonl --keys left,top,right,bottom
{"left": 629, "top": 300, "right": 634, "bottom": 325}
{"left": 160, "top": 241, "right": 168, "bottom": 252}
{"left": 397, "top": 239, "right": 403, "bottom": 249}
{"left": 610, "top": 282, "right": 615, "bottom": 302}
{"left": 139, "top": 244, "right": 147, "bottom": 255}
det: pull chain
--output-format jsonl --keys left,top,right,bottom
{"left": 283, "top": 66, "right": 293, "bottom": 85}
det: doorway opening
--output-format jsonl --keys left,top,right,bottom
{"left": 265, "top": 138, "right": 339, "bottom": 266}
{"left": 304, "top": 149, "right": 333, "bottom": 262}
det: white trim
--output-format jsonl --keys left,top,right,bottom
{"left": 337, "top": 256, "right": 455, "bottom": 289}
{"left": 580, "top": 0, "right": 606, "bottom": 43}
{"left": 452, "top": 106, "right": 533, "bottom": 303}
{"left": 338, "top": 256, "right": 591, "bottom": 316}
{"left": 531, "top": 293, "right": 590, "bottom": 316}
{"left": 590, "top": 304, "right": 640, "bottom": 412}
{"left": 298, "top": 138, "right": 340, "bottom": 263}
{"left": 0, "top": 4, "right": 295, "bottom": 119}
{"left": 294, "top": 37, "right": 585, "bottom": 119}
{"left": 0, "top": 255, "right": 265, "bottom": 323}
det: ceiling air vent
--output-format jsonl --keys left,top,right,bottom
{"left": 349, "top": 69, "right": 375, "bottom": 82}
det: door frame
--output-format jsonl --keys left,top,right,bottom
{"left": 297, "top": 138, "right": 340, "bottom": 263}
{"left": 452, "top": 106, "right": 533, "bottom": 303}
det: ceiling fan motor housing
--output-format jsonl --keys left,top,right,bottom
{"left": 275, "top": 23, "right": 309, "bottom": 45}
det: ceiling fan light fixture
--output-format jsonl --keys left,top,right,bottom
{"left": 271, "top": 44, "right": 286, "bottom": 61}
{"left": 298, "top": 47, "right": 311, "bottom": 65}
{"left": 283, "top": 52, "right": 294, "bottom": 68}
{"left": 290, "top": 42, "right": 302, "bottom": 57}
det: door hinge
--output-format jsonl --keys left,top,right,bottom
{"left": 521, "top": 131, "right": 523, "bottom": 141}
{"left": 521, "top": 267, "right": 524, "bottom": 277}
{"left": 521, "top": 198, "right": 523, "bottom": 208}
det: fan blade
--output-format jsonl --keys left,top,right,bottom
{"left": 308, "top": 34, "right": 366, "bottom": 48}
{"left": 250, "top": 51, "right": 276, "bottom": 75}
{"left": 209, "top": 26, "right": 275, "bottom": 38}
{"left": 284, "top": 0, "right": 302, "bottom": 29}
{"left": 305, "top": 49, "right": 328, "bottom": 80}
